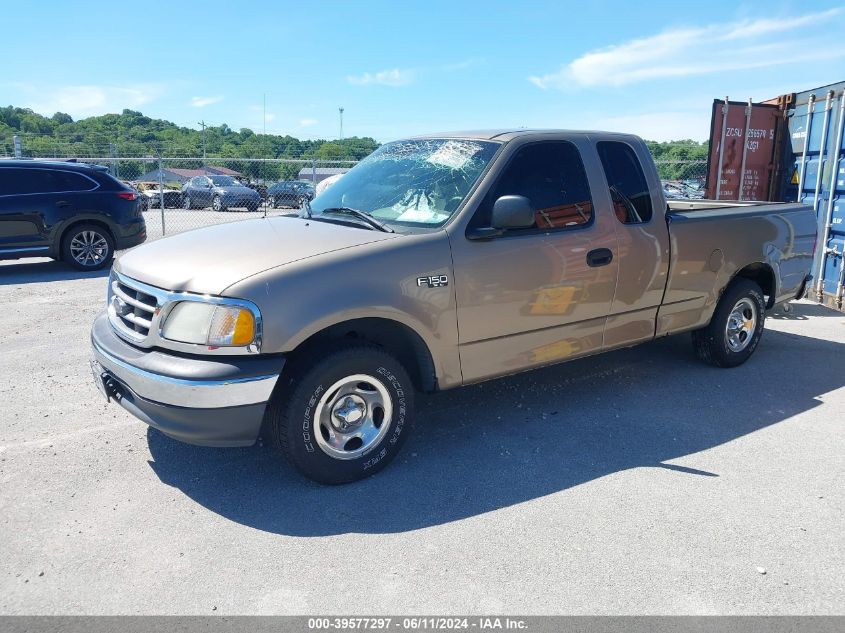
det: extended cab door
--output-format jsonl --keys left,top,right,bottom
{"left": 450, "top": 138, "right": 619, "bottom": 383}
{"left": 593, "top": 139, "right": 670, "bottom": 348}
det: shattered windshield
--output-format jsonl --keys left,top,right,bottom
{"left": 310, "top": 139, "right": 501, "bottom": 227}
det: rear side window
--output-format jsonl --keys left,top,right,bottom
{"left": 476, "top": 141, "right": 593, "bottom": 231}
{"left": 0, "top": 168, "right": 96, "bottom": 195}
{"left": 597, "top": 141, "right": 653, "bottom": 224}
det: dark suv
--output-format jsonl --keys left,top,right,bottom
{"left": 0, "top": 160, "right": 146, "bottom": 270}
{"left": 266, "top": 180, "right": 315, "bottom": 208}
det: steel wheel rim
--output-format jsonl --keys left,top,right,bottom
{"left": 313, "top": 373, "right": 393, "bottom": 460}
{"left": 69, "top": 230, "right": 109, "bottom": 267}
{"left": 726, "top": 297, "right": 757, "bottom": 352}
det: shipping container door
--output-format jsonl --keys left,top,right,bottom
{"left": 801, "top": 92, "right": 845, "bottom": 309}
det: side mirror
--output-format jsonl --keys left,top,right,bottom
{"left": 467, "top": 195, "right": 536, "bottom": 240}
{"left": 491, "top": 195, "right": 535, "bottom": 229}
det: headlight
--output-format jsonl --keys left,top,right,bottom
{"left": 161, "top": 301, "right": 258, "bottom": 348}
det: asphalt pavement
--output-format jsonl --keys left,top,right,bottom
{"left": 1, "top": 257, "right": 843, "bottom": 614}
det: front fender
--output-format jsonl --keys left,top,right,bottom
{"left": 224, "top": 231, "right": 463, "bottom": 389}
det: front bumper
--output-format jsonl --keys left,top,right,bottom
{"left": 90, "top": 313, "right": 282, "bottom": 447}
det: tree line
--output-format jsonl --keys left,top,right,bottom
{"left": 1, "top": 105, "right": 708, "bottom": 182}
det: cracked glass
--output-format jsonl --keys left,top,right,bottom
{"left": 310, "top": 139, "right": 501, "bottom": 228}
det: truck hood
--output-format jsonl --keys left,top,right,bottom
{"left": 115, "top": 216, "right": 399, "bottom": 294}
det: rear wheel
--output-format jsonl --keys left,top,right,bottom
{"left": 267, "top": 195, "right": 277, "bottom": 209}
{"left": 268, "top": 344, "right": 414, "bottom": 484}
{"left": 61, "top": 224, "right": 114, "bottom": 271}
{"left": 692, "top": 278, "right": 766, "bottom": 367}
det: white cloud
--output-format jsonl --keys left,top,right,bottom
{"left": 347, "top": 68, "right": 414, "bottom": 87}
{"left": 299, "top": 118, "right": 318, "bottom": 127}
{"left": 529, "top": 8, "right": 844, "bottom": 89}
{"left": 22, "top": 84, "right": 162, "bottom": 117}
{"left": 191, "top": 95, "right": 223, "bottom": 107}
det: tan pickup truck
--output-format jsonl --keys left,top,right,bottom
{"left": 90, "top": 130, "right": 816, "bottom": 483}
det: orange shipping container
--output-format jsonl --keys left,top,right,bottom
{"left": 704, "top": 99, "right": 782, "bottom": 201}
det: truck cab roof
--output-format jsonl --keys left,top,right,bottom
{"left": 410, "top": 129, "right": 642, "bottom": 142}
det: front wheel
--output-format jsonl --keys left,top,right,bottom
{"left": 692, "top": 278, "right": 766, "bottom": 367}
{"left": 212, "top": 195, "right": 226, "bottom": 212}
{"left": 183, "top": 194, "right": 192, "bottom": 210}
{"left": 61, "top": 224, "right": 114, "bottom": 271}
{"left": 268, "top": 344, "right": 414, "bottom": 484}
{"left": 267, "top": 195, "right": 277, "bottom": 209}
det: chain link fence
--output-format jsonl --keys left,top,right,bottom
{"left": 654, "top": 159, "right": 708, "bottom": 200}
{"left": 2, "top": 133, "right": 709, "bottom": 241}
{"left": 66, "top": 157, "right": 358, "bottom": 240}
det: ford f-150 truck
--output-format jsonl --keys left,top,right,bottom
{"left": 89, "top": 130, "right": 816, "bottom": 484}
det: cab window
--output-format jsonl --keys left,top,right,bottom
{"left": 597, "top": 141, "right": 654, "bottom": 224}
{"left": 474, "top": 141, "right": 593, "bottom": 231}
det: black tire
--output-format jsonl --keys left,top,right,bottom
{"left": 212, "top": 195, "right": 226, "bottom": 212}
{"left": 61, "top": 223, "right": 115, "bottom": 271}
{"left": 692, "top": 278, "right": 766, "bottom": 368}
{"left": 183, "top": 194, "right": 191, "bottom": 210}
{"left": 268, "top": 344, "right": 415, "bottom": 484}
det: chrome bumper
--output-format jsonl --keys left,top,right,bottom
{"left": 91, "top": 339, "right": 277, "bottom": 408}
{"left": 90, "top": 312, "right": 282, "bottom": 447}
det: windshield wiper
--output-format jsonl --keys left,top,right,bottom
{"left": 321, "top": 207, "right": 394, "bottom": 233}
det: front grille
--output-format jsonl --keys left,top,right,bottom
{"left": 109, "top": 276, "right": 160, "bottom": 340}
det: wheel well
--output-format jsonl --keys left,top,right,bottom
{"left": 286, "top": 318, "right": 437, "bottom": 392}
{"left": 734, "top": 263, "right": 776, "bottom": 308}
{"left": 58, "top": 219, "right": 114, "bottom": 256}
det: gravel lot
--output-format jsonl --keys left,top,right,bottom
{"left": 0, "top": 255, "right": 843, "bottom": 615}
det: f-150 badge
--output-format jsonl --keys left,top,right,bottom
{"left": 417, "top": 275, "right": 449, "bottom": 288}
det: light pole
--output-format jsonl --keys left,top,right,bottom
{"left": 198, "top": 120, "right": 207, "bottom": 172}
{"left": 339, "top": 107, "right": 344, "bottom": 140}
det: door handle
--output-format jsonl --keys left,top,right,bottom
{"left": 55, "top": 201, "right": 71, "bottom": 208}
{"left": 586, "top": 248, "right": 613, "bottom": 267}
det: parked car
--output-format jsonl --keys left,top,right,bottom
{"left": 266, "top": 180, "right": 315, "bottom": 208}
{"left": 1, "top": 159, "right": 146, "bottom": 270}
{"left": 90, "top": 130, "right": 815, "bottom": 484}
{"left": 181, "top": 175, "right": 261, "bottom": 212}
{"left": 133, "top": 181, "right": 182, "bottom": 210}
{"left": 240, "top": 180, "right": 268, "bottom": 201}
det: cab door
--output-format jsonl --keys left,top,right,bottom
{"left": 449, "top": 138, "right": 619, "bottom": 384}
{"left": 594, "top": 140, "right": 670, "bottom": 349}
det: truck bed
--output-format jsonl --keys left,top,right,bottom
{"left": 656, "top": 200, "right": 816, "bottom": 338}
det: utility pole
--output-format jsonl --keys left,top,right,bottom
{"left": 339, "top": 107, "right": 344, "bottom": 140}
{"left": 198, "top": 120, "right": 207, "bottom": 172}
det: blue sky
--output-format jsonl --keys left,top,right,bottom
{"left": 2, "top": 1, "right": 844, "bottom": 142}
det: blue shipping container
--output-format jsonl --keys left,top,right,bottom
{"left": 781, "top": 82, "right": 845, "bottom": 310}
